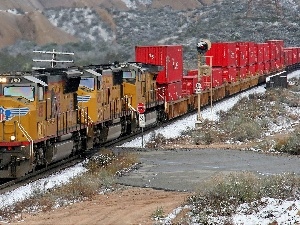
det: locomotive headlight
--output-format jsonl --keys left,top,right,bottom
{"left": 0, "top": 77, "right": 7, "bottom": 83}
{"left": 10, "top": 135, "right": 16, "bottom": 141}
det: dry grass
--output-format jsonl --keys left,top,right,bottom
{"left": 188, "top": 172, "right": 300, "bottom": 223}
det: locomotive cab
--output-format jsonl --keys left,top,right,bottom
{"left": 0, "top": 73, "right": 47, "bottom": 178}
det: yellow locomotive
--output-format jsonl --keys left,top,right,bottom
{"left": 76, "top": 62, "right": 164, "bottom": 145}
{"left": 0, "top": 68, "right": 92, "bottom": 178}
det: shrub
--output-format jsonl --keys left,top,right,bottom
{"left": 279, "top": 128, "right": 300, "bottom": 155}
{"left": 151, "top": 206, "right": 165, "bottom": 221}
{"left": 146, "top": 132, "right": 167, "bottom": 148}
{"left": 188, "top": 172, "right": 300, "bottom": 221}
{"left": 231, "top": 121, "right": 262, "bottom": 142}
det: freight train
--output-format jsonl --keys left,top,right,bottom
{"left": 0, "top": 39, "right": 299, "bottom": 178}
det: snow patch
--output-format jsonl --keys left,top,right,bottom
{"left": 121, "top": 0, "right": 152, "bottom": 9}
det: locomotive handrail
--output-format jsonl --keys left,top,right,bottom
{"left": 78, "top": 106, "right": 93, "bottom": 124}
{"left": 16, "top": 121, "right": 34, "bottom": 162}
{"left": 157, "top": 93, "right": 165, "bottom": 101}
{"left": 127, "top": 103, "right": 136, "bottom": 112}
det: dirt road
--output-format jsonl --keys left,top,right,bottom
{"left": 7, "top": 187, "right": 189, "bottom": 225}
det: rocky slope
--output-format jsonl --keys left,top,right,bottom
{"left": 0, "top": 0, "right": 299, "bottom": 72}
{"left": 0, "top": 0, "right": 215, "bottom": 49}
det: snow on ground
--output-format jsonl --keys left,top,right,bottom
{"left": 121, "top": 85, "right": 266, "bottom": 148}
{"left": 121, "top": 0, "right": 152, "bottom": 9}
{"left": 0, "top": 71, "right": 299, "bottom": 224}
{"left": 0, "top": 163, "right": 87, "bottom": 208}
{"left": 232, "top": 198, "right": 300, "bottom": 225}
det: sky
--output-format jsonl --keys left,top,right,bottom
{"left": 0, "top": 70, "right": 299, "bottom": 224}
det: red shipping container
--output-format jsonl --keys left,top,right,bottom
{"left": 185, "top": 70, "right": 210, "bottom": 90}
{"left": 157, "top": 81, "right": 183, "bottom": 102}
{"left": 297, "top": 47, "right": 300, "bottom": 64}
{"left": 222, "top": 67, "right": 237, "bottom": 82}
{"left": 236, "top": 43, "right": 248, "bottom": 67}
{"left": 269, "top": 60, "right": 276, "bottom": 71}
{"left": 291, "top": 48, "right": 297, "bottom": 64}
{"left": 202, "top": 68, "right": 223, "bottom": 88}
{"left": 248, "top": 42, "right": 257, "bottom": 65}
{"left": 182, "top": 75, "right": 198, "bottom": 95}
{"left": 135, "top": 45, "right": 183, "bottom": 84}
{"left": 185, "top": 70, "right": 210, "bottom": 91}
{"left": 255, "top": 63, "right": 264, "bottom": 75}
{"left": 268, "top": 42, "right": 276, "bottom": 60}
{"left": 264, "top": 61, "right": 270, "bottom": 73}
{"left": 237, "top": 67, "right": 247, "bottom": 79}
{"left": 206, "top": 42, "right": 236, "bottom": 67}
{"left": 275, "top": 59, "right": 284, "bottom": 70}
{"left": 246, "top": 64, "right": 256, "bottom": 76}
{"left": 186, "top": 70, "right": 198, "bottom": 76}
{"left": 212, "top": 67, "right": 223, "bottom": 87}
{"left": 263, "top": 44, "right": 270, "bottom": 62}
{"left": 266, "top": 40, "right": 284, "bottom": 60}
{"left": 283, "top": 50, "right": 292, "bottom": 66}
{"left": 256, "top": 43, "right": 265, "bottom": 63}
{"left": 266, "top": 40, "right": 284, "bottom": 46}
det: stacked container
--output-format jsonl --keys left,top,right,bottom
{"left": 283, "top": 49, "right": 293, "bottom": 67}
{"left": 135, "top": 45, "right": 183, "bottom": 101}
{"left": 266, "top": 40, "right": 284, "bottom": 71}
{"left": 246, "top": 42, "right": 257, "bottom": 76}
{"left": 206, "top": 42, "right": 237, "bottom": 83}
{"left": 255, "top": 43, "right": 266, "bottom": 75}
{"left": 263, "top": 43, "right": 270, "bottom": 74}
{"left": 283, "top": 47, "right": 299, "bottom": 66}
{"left": 236, "top": 42, "right": 248, "bottom": 79}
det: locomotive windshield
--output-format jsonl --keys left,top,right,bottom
{"left": 3, "top": 86, "right": 35, "bottom": 101}
{"left": 79, "top": 77, "right": 94, "bottom": 90}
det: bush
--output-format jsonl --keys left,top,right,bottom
{"left": 151, "top": 206, "right": 165, "bottom": 221}
{"left": 279, "top": 128, "right": 300, "bottom": 155}
{"left": 188, "top": 172, "right": 300, "bottom": 222}
{"left": 231, "top": 121, "right": 262, "bottom": 142}
{"left": 146, "top": 132, "right": 167, "bottom": 148}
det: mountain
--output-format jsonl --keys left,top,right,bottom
{"left": 0, "top": 0, "right": 218, "bottom": 49}
{"left": 0, "top": 0, "right": 299, "bottom": 72}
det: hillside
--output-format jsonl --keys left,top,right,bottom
{"left": 0, "top": 0, "right": 299, "bottom": 72}
{"left": 0, "top": 10, "right": 78, "bottom": 49}
{"left": 0, "top": 0, "right": 214, "bottom": 49}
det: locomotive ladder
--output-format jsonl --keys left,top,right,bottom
{"left": 16, "top": 121, "right": 34, "bottom": 162}
{"left": 78, "top": 106, "right": 93, "bottom": 126}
